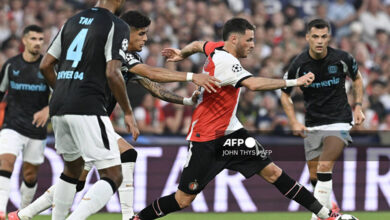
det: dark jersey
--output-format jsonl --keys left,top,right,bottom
{"left": 105, "top": 51, "right": 143, "bottom": 115}
{"left": 0, "top": 54, "right": 50, "bottom": 139}
{"left": 47, "top": 7, "right": 130, "bottom": 116}
{"left": 281, "top": 47, "right": 358, "bottom": 127}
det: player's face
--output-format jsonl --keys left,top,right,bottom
{"left": 236, "top": 29, "right": 255, "bottom": 58}
{"left": 129, "top": 27, "right": 149, "bottom": 52}
{"left": 306, "top": 27, "right": 330, "bottom": 55}
{"left": 23, "top": 31, "right": 44, "bottom": 56}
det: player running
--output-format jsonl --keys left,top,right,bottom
{"left": 131, "top": 18, "right": 343, "bottom": 220}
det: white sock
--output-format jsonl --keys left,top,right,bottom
{"left": 52, "top": 178, "right": 77, "bottom": 220}
{"left": 312, "top": 174, "right": 332, "bottom": 219}
{"left": 119, "top": 162, "right": 135, "bottom": 220}
{"left": 19, "top": 184, "right": 56, "bottom": 219}
{"left": 67, "top": 179, "right": 114, "bottom": 220}
{"left": 20, "top": 181, "right": 38, "bottom": 209}
{"left": 0, "top": 176, "right": 11, "bottom": 213}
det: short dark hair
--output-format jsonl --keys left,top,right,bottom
{"left": 306, "top": 19, "right": 331, "bottom": 34}
{"left": 120, "top": 10, "right": 151, "bottom": 29}
{"left": 23, "top": 25, "right": 43, "bottom": 35}
{"left": 222, "top": 18, "right": 255, "bottom": 41}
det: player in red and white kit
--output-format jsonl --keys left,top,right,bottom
{"left": 131, "top": 18, "right": 342, "bottom": 220}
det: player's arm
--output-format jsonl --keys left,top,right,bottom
{"left": 106, "top": 60, "right": 139, "bottom": 140}
{"left": 351, "top": 70, "right": 365, "bottom": 125}
{"left": 161, "top": 41, "right": 206, "bottom": 62}
{"left": 0, "top": 62, "right": 10, "bottom": 100}
{"left": 129, "top": 63, "right": 220, "bottom": 93}
{"left": 280, "top": 91, "right": 307, "bottom": 137}
{"left": 40, "top": 54, "right": 58, "bottom": 88}
{"left": 240, "top": 72, "right": 315, "bottom": 91}
{"left": 136, "top": 77, "right": 197, "bottom": 105}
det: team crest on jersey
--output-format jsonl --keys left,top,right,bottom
{"left": 232, "top": 64, "right": 242, "bottom": 73}
{"left": 328, "top": 65, "right": 338, "bottom": 74}
{"left": 12, "top": 70, "right": 20, "bottom": 76}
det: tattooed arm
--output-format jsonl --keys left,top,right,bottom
{"left": 136, "top": 77, "right": 185, "bottom": 105}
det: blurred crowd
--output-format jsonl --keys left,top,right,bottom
{"left": 1, "top": 0, "right": 390, "bottom": 135}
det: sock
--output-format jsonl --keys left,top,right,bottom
{"left": 19, "top": 184, "right": 56, "bottom": 219}
{"left": 0, "top": 170, "right": 11, "bottom": 213}
{"left": 52, "top": 173, "right": 78, "bottom": 220}
{"left": 67, "top": 178, "right": 117, "bottom": 220}
{"left": 138, "top": 193, "right": 181, "bottom": 220}
{"left": 272, "top": 171, "right": 331, "bottom": 218}
{"left": 119, "top": 149, "right": 137, "bottom": 220}
{"left": 311, "top": 172, "right": 333, "bottom": 220}
{"left": 310, "top": 179, "right": 317, "bottom": 189}
{"left": 20, "top": 180, "right": 38, "bottom": 209}
{"left": 76, "top": 181, "right": 86, "bottom": 192}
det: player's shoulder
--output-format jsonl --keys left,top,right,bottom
{"left": 213, "top": 48, "right": 239, "bottom": 64}
{"left": 291, "top": 49, "right": 311, "bottom": 65}
{"left": 5, "top": 54, "right": 22, "bottom": 65}
{"left": 328, "top": 47, "right": 353, "bottom": 60}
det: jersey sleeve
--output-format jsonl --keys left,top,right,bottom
{"left": 344, "top": 53, "right": 359, "bottom": 80}
{"left": 47, "top": 25, "right": 64, "bottom": 59}
{"left": 214, "top": 56, "right": 252, "bottom": 88}
{"left": 281, "top": 58, "right": 300, "bottom": 94}
{"left": 104, "top": 20, "right": 130, "bottom": 63}
{"left": 0, "top": 62, "right": 10, "bottom": 92}
{"left": 125, "top": 52, "right": 142, "bottom": 70}
{"left": 203, "top": 41, "right": 225, "bottom": 56}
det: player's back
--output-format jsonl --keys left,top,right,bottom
{"left": 48, "top": 7, "right": 129, "bottom": 116}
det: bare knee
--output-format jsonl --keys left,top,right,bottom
{"left": 260, "top": 163, "right": 283, "bottom": 183}
{"left": 175, "top": 190, "right": 196, "bottom": 209}
{"left": 0, "top": 154, "right": 16, "bottom": 172}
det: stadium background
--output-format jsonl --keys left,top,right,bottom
{"left": 0, "top": 0, "right": 389, "bottom": 219}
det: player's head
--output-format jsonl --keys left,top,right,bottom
{"left": 306, "top": 19, "right": 331, "bottom": 55}
{"left": 121, "top": 10, "right": 151, "bottom": 52}
{"left": 22, "top": 25, "right": 44, "bottom": 56}
{"left": 222, "top": 18, "right": 255, "bottom": 58}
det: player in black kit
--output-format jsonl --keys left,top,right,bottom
{"left": 280, "top": 19, "right": 365, "bottom": 220}
{"left": 0, "top": 25, "right": 49, "bottom": 220}
{"left": 38, "top": 0, "right": 139, "bottom": 219}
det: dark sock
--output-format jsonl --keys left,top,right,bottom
{"left": 317, "top": 172, "right": 332, "bottom": 181}
{"left": 273, "top": 171, "right": 324, "bottom": 215}
{"left": 310, "top": 179, "right": 317, "bottom": 188}
{"left": 138, "top": 193, "right": 181, "bottom": 220}
{"left": 76, "top": 181, "right": 86, "bottom": 192}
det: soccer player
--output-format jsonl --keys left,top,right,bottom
{"left": 8, "top": 10, "right": 208, "bottom": 220}
{"left": 279, "top": 19, "right": 365, "bottom": 220}
{"left": 0, "top": 25, "right": 49, "bottom": 220}
{"left": 132, "top": 18, "right": 341, "bottom": 220}
{"left": 37, "top": 1, "right": 139, "bottom": 219}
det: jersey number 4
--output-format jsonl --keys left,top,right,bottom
{"left": 66, "top": 28, "right": 88, "bottom": 68}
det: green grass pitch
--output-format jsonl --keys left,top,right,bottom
{"left": 31, "top": 212, "right": 390, "bottom": 220}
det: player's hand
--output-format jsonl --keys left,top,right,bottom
{"left": 353, "top": 105, "right": 365, "bottom": 125}
{"left": 32, "top": 106, "right": 49, "bottom": 127}
{"left": 124, "top": 113, "right": 140, "bottom": 141}
{"left": 297, "top": 72, "right": 315, "bottom": 87}
{"left": 191, "top": 89, "right": 200, "bottom": 104}
{"left": 291, "top": 121, "right": 308, "bottom": 138}
{"left": 193, "top": 74, "right": 221, "bottom": 93}
{"left": 161, "top": 48, "right": 184, "bottom": 62}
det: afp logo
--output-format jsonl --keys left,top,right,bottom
{"left": 328, "top": 65, "right": 338, "bottom": 74}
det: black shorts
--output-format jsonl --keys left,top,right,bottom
{"left": 178, "top": 129, "right": 272, "bottom": 194}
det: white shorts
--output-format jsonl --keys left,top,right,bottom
{"left": 0, "top": 128, "right": 46, "bottom": 164}
{"left": 84, "top": 132, "right": 123, "bottom": 171}
{"left": 304, "top": 123, "right": 353, "bottom": 160}
{"left": 52, "top": 115, "right": 121, "bottom": 170}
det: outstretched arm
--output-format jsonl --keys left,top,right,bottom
{"left": 130, "top": 63, "right": 220, "bottom": 93}
{"left": 136, "top": 77, "right": 198, "bottom": 105}
{"left": 161, "top": 41, "right": 206, "bottom": 62}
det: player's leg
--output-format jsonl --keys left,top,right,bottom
{"left": 308, "top": 157, "right": 319, "bottom": 189}
{"left": 0, "top": 129, "right": 25, "bottom": 219}
{"left": 11, "top": 168, "right": 90, "bottom": 220}
{"left": 258, "top": 163, "right": 336, "bottom": 219}
{"left": 66, "top": 115, "right": 123, "bottom": 219}
{"left": 19, "top": 137, "right": 46, "bottom": 209}
{"left": 117, "top": 137, "right": 137, "bottom": 220}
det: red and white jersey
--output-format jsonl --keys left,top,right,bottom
{"left": 186, "top": 41, "right": 253, "bottom": 142}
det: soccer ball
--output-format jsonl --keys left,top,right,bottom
{"left": 335, "top": 214, "right": 359, "bottom": 220}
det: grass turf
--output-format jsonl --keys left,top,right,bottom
{"left": 31, "top": 212, "right": 390, "bottom": 220}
